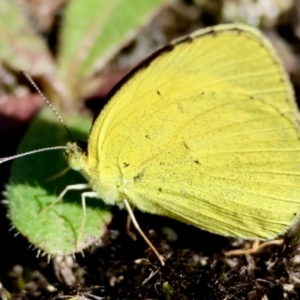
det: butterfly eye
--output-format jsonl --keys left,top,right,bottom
{"left": 64, "top": 141, "right": 87, "bottom": 171}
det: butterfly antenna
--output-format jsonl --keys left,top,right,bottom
{"left": 21, "top": 71, "right": 75, "bottom": 142}
{"left": 0, "top": 146, "right": 68, "bottom": 165}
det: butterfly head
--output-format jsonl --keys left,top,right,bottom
{"left": 65, "top": 141, "right": 87, "bottom": 171}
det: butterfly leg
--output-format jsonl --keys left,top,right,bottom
{"left": 225, "top": 239, "right": 284, "bottom": 256}
{"left": 40, "top": 184, "right": 90, "bottom": 214}
{"left": 126, "top": 208, "right": 137, "bottom": 241}
{"left": 76, "top": 191, "right": 98, "bottom": 251}
{"left": 123, "top": 199, "right": 165, "bottom": 266}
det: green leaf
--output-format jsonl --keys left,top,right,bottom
{"left": 6, "top": 109, "right": 112, "bottom": 256}
{"left": 57, "top": 0, "right": 166, "bottom": 97}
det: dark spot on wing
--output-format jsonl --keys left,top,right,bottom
{"left": 186, "top": 36, "right": 193, "bottom": 43}
{"left": 123, "top": 162, "right": 129, "bottom": 168}
{"left": 133, "top": 172, "right": 144, "bottom": 182}
{"left": 194, "top": 160, "right": 200, "bottom": 164}
{"left": 183, "top": 142, "right": 189, "bottom": 150}
{"left": 233, "top": 28, "right": 243, "bottom": 35}
{"left": 173, "top": 35, "right": 194, "bottom": 47}
{"left": 178, "top": 104, "right": 184, "bottom": 113}
{"left": 211, "top": 29, "right": 217, "bottom": 37}
{"left": 158, "top": 188, "right": 162, "bottom": 192}
{"left": 145, "top": 135, "right": 150, "bottom": 139}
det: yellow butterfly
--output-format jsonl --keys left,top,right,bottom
{"left": 65, "top": 23, "right": 300, "bottom": 258}
{"left": 2, "top": 23, "right": 300, "bottom": 264}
